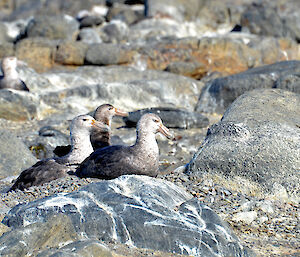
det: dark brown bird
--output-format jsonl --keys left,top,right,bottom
{"left": 9, "top": 115, "right": 109, "bottom": 191}
{"left": 0, "top": 57, "right": 29, "bottom": 91}
{"left": 53, "top": 104, "right": 128, "bottom": 157}
{"left": 76, "top": 113, "right": 173, "bottom": 180}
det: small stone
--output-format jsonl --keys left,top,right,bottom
{"left": 258, "top": 216, "right": 268, "bottom": 224}
{"left": 232, "top": 211, "right": 258, "bottom": 224}
{"left": 257, "top": 200, "right": 274, "bottom": 214}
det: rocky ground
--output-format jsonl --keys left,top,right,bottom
{"left": 0, "top": 113, "right": 299, "bottom": 256}
{"left": 0, "top": 0, "right": 299, "bottom": 256}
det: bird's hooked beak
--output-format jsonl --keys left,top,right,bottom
{"left": 91, "top": 119, "right": 110, "bottom": 132}
{"left": 114, "top": 107, "right": 128, "bottom": 117}
{"left": 158, "top": 122, "right": 173, "bottom": 139}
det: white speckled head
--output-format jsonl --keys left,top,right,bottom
{"left": 94, "top": 104, "right": 128, "bottom": 126}
{"left": 137, "top": 113, "right": 172, "bottom": 139}
{"left": 66, "top": 115, "right": 109, "bottom": 163}
{"left": 70, "top": 114, "right": 109, "bottom": 134}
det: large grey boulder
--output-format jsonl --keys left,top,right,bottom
{"left": 241, "top": 2, "right": 300, "bottom": 41}
{"left": 85, "top": 43, "right": 134, "bottom": 65}
{"left": 0, "top": 129, "right": 37, "bottom": 179}
{"left": 37, "top": 239, "right": 113, "bottom": 257}
{"left": 2, "top": 175, "right": 251, "bottom": 256}
{"left": 196, "top": 61, "right": 300, "bottom": 113}
{"left": 38, "top": 66, "right": 203, "bottom": 116}
{"left": 0, "top": 89, "right": 40, "bottom": 121}
{"left": 124, "top": 107, "right": 209, "bottom": 129}
{"left": 145, "top": 0, "right": 230, "bottom": 28}
{"left": 25, "top": 15, "right": 79, "bottom": 40}
{"left": 188, "top": 89, "right": 300, "bottom": 202}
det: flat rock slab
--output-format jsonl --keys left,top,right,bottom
{"left": 196, "top": 60, "right": 300, "bottom": 113}
{"left": 123, "top": 107, "right": 209, "bottom": 129}
{"left": 0, "top": 129, "right": 37, "bottom": 179}
{"left": 2, "top": 175, "right": 251, "bottom": 256}
{"left": 189, "top": 89, "right": 300, "bottom": 201}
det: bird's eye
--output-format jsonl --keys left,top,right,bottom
{"left": 153, "top": 119, "right": 159, "bottom": 123}
{"left": 109, "top": 107, "right": 114, "bottom": 110}
{"left": 83, "top": 118, "right": 88, "bottom": 121}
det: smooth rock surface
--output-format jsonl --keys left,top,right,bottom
{"left": 0, "top": 129, "right": 37, "bottom": 179}
{"left": 25, "top": 15, "right": 79, "bottom": 40}
{"left": 85, "top": 43, "right": 135, "bottom": 65}
{"left": 189, "top": 89, "right": 300, "bottom": 201}
{"left": 15, "top": 37, "right": 57, "bottom": 72}
{"left": 124, "top": 107, "right": 209, "bottom": 129}
{"left": 2, "top": 175, "right": 251, "bottom": 256}
{"left": 196, "top": 60, "right": 300, "bottom": 113}
{"left": 37, "top": 239, "right": 113, "bottom": 257}
{"left": 0, "top": 89, "right": 40, "bottom": 121}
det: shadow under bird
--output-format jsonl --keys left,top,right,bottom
{"left": 76, "top": 113, "right": 173, "bottom": 179}
{"left": 0, "top": 56, "right": 29, "bottom": 91}
{"left": 9, "top": 115, "right": 109, "bottom": 191}
{"left": 53, "top": 104, "right": 128, "bottom": 157}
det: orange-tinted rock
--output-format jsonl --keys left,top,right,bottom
{"left": 136, "top": 36, "right": 300, "bottom": 77}
{"left": 16, "top": 38, "right": 57, "bottom": 72}
{"left": 0, "top": 42, "right": 14, "bottom": 58}
{"left": 55, "top": 41, "right": 88, "bottom": 66}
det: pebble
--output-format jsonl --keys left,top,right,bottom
{"left": 232, "top": 211, "right": 258, "bottom": 224}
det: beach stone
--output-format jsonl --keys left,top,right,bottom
{"left": 106, "top": 3, "right": 144, "bottom": 25}
{"left": 16, "top": 65, "right": 53, "bottom": 93}
{"left": 79, "top": 15, "right": 105, "bottom": 28}
{"left": 4, "top": 0, "right": 106, "bottom": 21}
{"left": 23, "top": 126, "right": 70, "bottom": 159}
{"left": 145, "top": 0, "right": 229, "bottom": 26}
{"left": 0, "top": 129, "right": 37, "bottom": 179}
{"left": 232, "top": 211, "right": 258, "bottom": 225}
{"left": 2, "top": 175, "right": 251, "bottom": 256}
{"left": 165, "top": 61, "right": 207, "bottom": 79}
{"left": 196, "top": 60, "right": 300, "bottom": 114}
{"left": 85, "top": 43, "right": 135, "bottom": 65}
{"left": 2, "top": 18, "right": 31, "bottom": 42}
{"left": 77, "top": 28, "right": 102, "bottom": 44}
{"left": 98, "top": 20, "right": 129, "bottom": 43}
{"left": 188, "top": 89, "right": 300, "bottom": 201}
{"left": 37, "top": 239, "right": 113, "bottom": 257}
{"left": 241, "top": 4, "right": 287, "bottom": 38}
{"left": 0, "top": 23, "right": 9, "bottom": 43}
{"left": 55, "top": 41, "right": 88, "bottom": 66}
{"left": 127, "top": 36, "right": 298, "bottom": 78}
{"left": 0, "top": 42, "right": 14, "bottom": 58}
{"left": 40, "top": 68, "right": 203, "bottom": 114}
{"left": 0, "top": 89, "right": 40, "bottom": 121}
{"left": 0, "top": 214, "right": 79, "bottom": 256}
{"left": 124, "top": 107, "right": 209, "bottom": 129}
{"left": 16, "top": 37, "right": 57, "bottom": 72}
{"left": 241, "top": 3, "right": 300, "bottom": 41}
{"left": 274, "top": 73, "right": 300, "bottom": 94}
{"left": 25, "top": 15, "right": 79, "bottom": 40}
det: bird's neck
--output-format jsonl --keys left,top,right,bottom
{"left": 3, "top": 67, "right": 19, "bottom": 80}
{"left": 134, "top": 130, "right": 159, "bottom": 156}
{"left": 65, "top": 129, "right": 93, "bottom": 164}
{"left": 98, "top": 116, "right": 111, "bottom": 126}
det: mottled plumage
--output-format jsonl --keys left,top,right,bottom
{"left": 0, "top": 57, "right": 29, "bottom": 91}
{"left": 76, "top": 113, "right": 173, "bottom": 179}
{"left": 91, "top": 103, "right": 128, "bottom": 149}
{"left": 9, "top": 115, "right": 109, "bottom": 191}
{"left": 53, "top": 104, "right": 128, "bottom": 157}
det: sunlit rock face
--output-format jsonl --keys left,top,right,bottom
{"left": 2, "top": 175, "right": 251, "bottom": 256}
{"left": 189, "top": 89, "right": 300, "bottom": 202}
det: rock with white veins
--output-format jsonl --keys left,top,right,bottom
{"left": 2, "top": 175, "right": 252, "bottom": 257}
